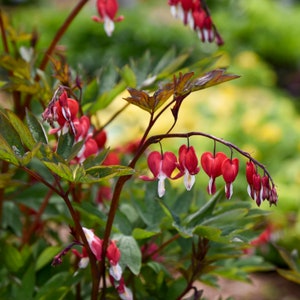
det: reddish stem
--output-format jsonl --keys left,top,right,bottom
{"left": 24, "top": 0, "right": 90, "bottom": 109}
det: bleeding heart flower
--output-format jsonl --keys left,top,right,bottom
{"left": 201, "top": 151, "right": 227, "bottom": 195}
{"left": 92, "top": 0, "right": 124, "bottom": 37}
{"left": 82, "top": 227, "right": 103, "bottom": 261}
{"left": 221, "top": 157, "right": 239, "bottom": 199}
{"left": 54, "top": 92, "right": 79, "bottom": 134}
{"left": 73, "top": 115, "right": 91, "bottom": 142}
{"left": 107, "top": 240, "right": 122, "bottom": 281}
{"left": 177, "top": 144, "right": 200, "bottom": 191}
{"left": 77, "top": 138, "right": 99, "bottom": 163}
{"left": 140, "top": 151, "right": 178, "bottom": 197}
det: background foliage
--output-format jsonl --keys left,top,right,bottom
{"left": 1, "top": 0, "right": 300, "bottom": 299}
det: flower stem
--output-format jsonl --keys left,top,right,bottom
{"left": 145, "top": 131, "right": 275, "bottom": 185}
{"left": 24, "top": 0, "right": 90, "bottom": 109}
{"left": 38, "top": 0, "right": 90, "bottom": 73}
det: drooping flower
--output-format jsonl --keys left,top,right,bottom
{"left": 201, "top": 151, "right": 227, "bottom": 194}
{"left": 221, "top": 157, "right": 239, "bottom": 199}
{"left": 269, "top": 186, "right": 278, "bottom": 206}
{"left": 168, "top": 0, "right": 224, "bottom": 45}
{"left": 192, "top": 1, "right": 223, "bottom": 45}
{"left": 46, "top": 91, "right": 79, "bottom": 135}
{"left": 246, "top": 161, "right": 278, "bottom": 206}
{"left": 76, "top": 137, "right": 99, "bottom": 163}
{"left": 107, "top": 240, "right": 122, "bottom": 281}
{"left": 177, "top": 144, "right": 200, "bottom": 191}
{"left": 102, "top": 151, "right": 120, "bottom": 166}
{"left": 96, "top": 185, "right": 112, "bottom": 207}
{"left": 141, "top": 242, "right": 163, "bottom": 262}
{"left": 140, "top": 151, "right": 178, "bottom": 197}
{"left": 94, "top": 129, "right": 107, "bottom": 149}
{"left": 73, "top": 115, "right": 91, "bottom": 142}
{"left": 72, "top": 247, "right": 90, "bottom": 269}
{"left": 92, "top": 0, "right": 124, "bottom": 37}
{"left": 116, "top": 277, "right": 133, "bottom": 300}
{"left": 82, "top": 227, "right": 103, "bottom": 261}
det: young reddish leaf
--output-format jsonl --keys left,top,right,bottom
{"left": 190, "top": 69, "right": 240, "bottom": 92}
{"left": 124, "top": 82, "right": 174, "bottom": 113}
{"left": 124, "top": 88, "right": 153, "bottom": 113}
{"left": 173, "top": 72, "right": 194, "bottom": 96}
{"left": 49, "top": 56, "right": 72, "bottom": 87}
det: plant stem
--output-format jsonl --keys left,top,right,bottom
{"left": 21, "top": 188, "right": 53, "bottom": 246}
{"left": 0, "top": 161, "right": 8, "bottom": 226}
{"left": 61, "top": 192, "right": 100, "bottom": 300}
{"left": 0, "top": 10, "right": 9, "bottom": 53}
{"left": 22, "top": 166, "right": 99, "bottom": 299}
{"left": 24, "top": 0, "right": 90, "bottom": 108}
{"left": 39, "top": 0, "right": 89, "bottom": 73}
{"left": 99, "top": 114, "right": 158, "bottom": 298}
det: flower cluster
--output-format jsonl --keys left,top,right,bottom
{"left": 42, "top": 89, "right": 107, "bottom": 163}
{"left": 72, "top": 228, "right": 133, "bottom": 300}
{"left": 92, "top": 0, "right": 124, "bottom": 37}
{"left": 168, "top": 0, "right": 224, "bottom": 45}
{"left": 246, "top": 161, "right": 278, "bottom": 207}
{"left": 140, "top": 144, "right": 278, "bottom": 206}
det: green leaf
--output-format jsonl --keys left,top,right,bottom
{"left": 277, "top": 269, "right": 300, "bottom": 285}
{"left": 6, "top": 109, "right": 36, "bottom": 150}
{"left": 83, "top": 165, "right": 134, "bottom": 183}
{"left": 2, "top": 78, "right": 40, "bottom": 94}
{"left": 17, "top": 263, "right": 35, "bottom": 299}
{"left": 184, "top": 192, "right": 222, "bottom": 227}
{"left": 129, "top": 51, "right": 153, "bottom": 88}
{"left": 42, "top": 160, "right": 74, "bottom": 181}
{"left": 0, "top": 168, "right": 16, "bottom": 188}
{"left": 82, "top": 148, "right": 109, "bottom": 169}
{"left": 132, "top": 181, "right": 165, "bottom": 230}
{"left": 132, "top": 228, "right": 158, "bottom": 240}
{"left": 36, "top": 246, "right": 62, "bottom": 271}
{"left": 33, "top": 272, "right": 72, "bottom": 300}
{"left": 2, "top": 201, "right": 23, "bottom": 235}
{"left": 116, "top": 235, "right": 141, "bottom": 275}
{"left": 0, "top": 133, "right": 20, "bottom": 165}
{"left": 88, "top": 63, "right": 127, "bottom": 112}
{"left": 72, "top": 202, "right": 107, "bottom": 225}
{"left": 275, "top": 245, "right": 300, "bottom": 271}
{"left": 202, "top": 208, "right": 249, "bottom": 227}
{"left": 119, "top": 64, "right": 137, "bottom": 87}
{"left": 0, "top": 54, "right": 31, "bottom": 79}
{"left": 156, "top": 51, "right": 189, "bottom": 79}
{"left": 0, "top": 110, "right": 26, "bottom": 157}
{"left": 89, "top": 80, "right": 127, "bottom": 113}
{"left": 81, "top": 78, "right": 99, "bottom": 109}
{"left": 3, "top": 244, "right": 24, "bottom": 273}
{"left": 25, "top": 109, "right": 48, "bottom": 144}
{"left": 56, "top": 132, "right": 75, "bottom": 160}
{"left": 193, "top": 225, "right": 227, "bottom": 243}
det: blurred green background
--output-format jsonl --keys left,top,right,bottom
{"left": 1, "top": 0, "right": 300, "bottom": 270}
